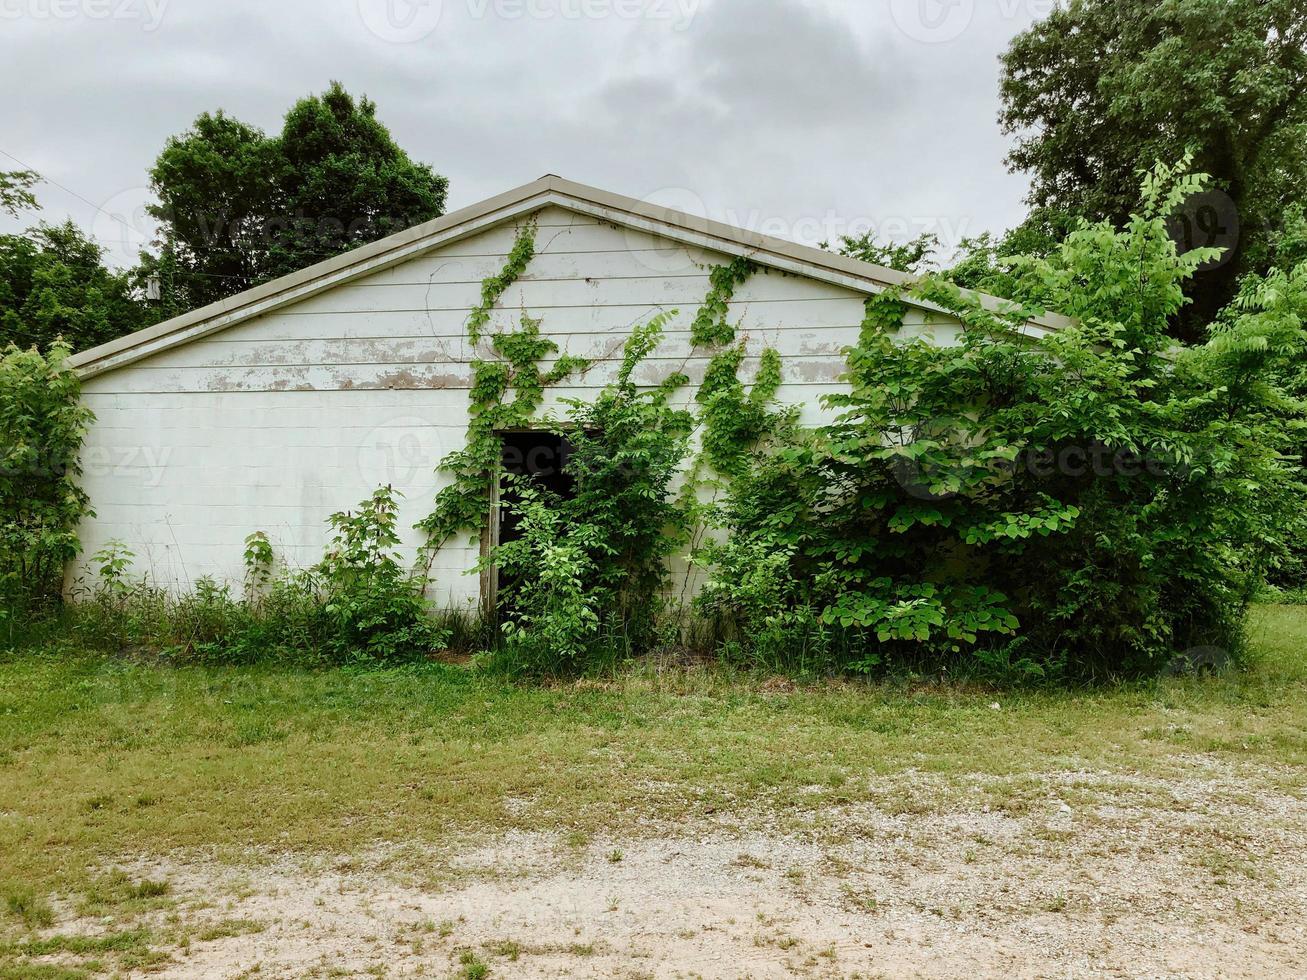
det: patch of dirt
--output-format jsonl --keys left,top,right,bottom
{"left": 63, "top": 765, "right": 1307, "bottom": 977}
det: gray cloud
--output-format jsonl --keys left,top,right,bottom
{"left": 0, "top": 0, "right": 1046, "bottom": 267}
{"left": 675, "top": 0, "right": 898, "bottom": 125}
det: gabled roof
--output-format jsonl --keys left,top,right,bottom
{"left": 68, "top": 174, "right": 1073, "bottom": 379}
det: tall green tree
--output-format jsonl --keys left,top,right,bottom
{"left": 0, "top": 176, "right": 148, "bottom": 353}
{"left": 999, "top": 0, "right": 1307, "bottom": 334}
{"left": 146, "top": 82, "right": 449, "bottom": 312}
{"left": 146, "top": 111, "right": 281, "bottom": 311}
{"left": 268, "top": 82, "right": 449, "bottom": 280}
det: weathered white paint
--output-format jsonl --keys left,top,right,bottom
{"left": 68, "top": 192, "right": 1013, "bottom": 608}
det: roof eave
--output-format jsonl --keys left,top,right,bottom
{"left": 68, "top": 174, "right": 1073, "bottom": 378}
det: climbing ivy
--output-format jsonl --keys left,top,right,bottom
{"left": 488, "top": 311, "right": 697, "bottom": 671}
{"left": 690, "top": 256, "right": 757, "bottom": 347}
{"left": 687, "top": 256, "right": 790, "bottom": 480}
{"left": 696, "top": 342, "right": 791, "bottom": 478}
{"left": 418, "top": 240, "right": 787, "bottom": 584}
{"left": 466, "top": 218, "right": 537, "bottom": 346}
{"left": 859, "top": 290, "right": 910, "bottom": 347}
{"left": 416, "top": 221, "right": 588, "bottom": 567}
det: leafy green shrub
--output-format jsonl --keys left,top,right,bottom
{"left": 553, "top": 314, "right": 694, "bottom": 644}
{"left": 488, "top": 313, "right": 694, "bottom": 674}
{"left": 695, "top": 537, "right": 848, "bottom": 675}
{"left": 0, "top": 342, "right": 93, "bottom": 622}
{"left": 492, "top": 482, "right": 603, "bottom": 674}
{"left": 242, "top": 530, "right": 275, "bottom": 604}
{"left": 699, "top": 163, "right": 1304, "bottom": 680}
{"left": 62, "top": 541, "right": 160, "bottom": 652}
{"left": 314, "top": 485, "right": 447, "bottom": 662}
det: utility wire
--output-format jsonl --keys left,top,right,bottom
{"left": 0, "top": 145, "right": 138, "bottom": 239}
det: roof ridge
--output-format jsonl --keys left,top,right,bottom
{"left": 68, "top": 176, "right": 1072, "bottom": 379}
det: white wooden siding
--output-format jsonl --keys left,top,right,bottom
{"left": 71, "top": 205, "right": 967, "bottom": 606}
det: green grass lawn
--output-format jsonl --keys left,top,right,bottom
{"left": 1, "top": 605, "right": 1305, "bottom": 967}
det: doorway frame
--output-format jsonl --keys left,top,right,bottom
{"left": 479, "top": 426, "right": 579, "bottom": 617}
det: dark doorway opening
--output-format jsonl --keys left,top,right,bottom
{"left": 497, "top": 430, "right": 576, "bottom": 547}
{"left": 489, "top": 430, "right": 577, "bottom": 611}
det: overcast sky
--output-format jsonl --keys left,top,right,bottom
{"left": 0, "top": 0, "right": 1049, "bottom": 269}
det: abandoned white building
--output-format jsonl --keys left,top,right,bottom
{"left": 65, "top": 175, "right": 1069, "bottom": 609}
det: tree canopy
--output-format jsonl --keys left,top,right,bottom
{"left": 143, "top": 111, "right": 281, "bottom": 313}
{"left": 0, "top": 174, "right": 148, "bottom": 353}
{"left": 146, "top": 81, "right": 449, "bottom": 311}
{"left": 999, "top": 0, "right": 1307, "bottom": 333}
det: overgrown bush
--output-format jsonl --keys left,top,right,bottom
{"left": 492, "top": 482, "right": 603, "bottom": 674}
{"left": 0, "top": 342, "right": 93, "bottom": 626}
{"left": 694, "top": 535, "right": 856, "bottom": 676}
{"left": 699, "top": 163, "right": 1305, "bottom": 680}
{"left": 487, "top": 313, "right": 694, "bottom": 674}
{"left": 314, "top": 486, "right": 447, "bottom": 662}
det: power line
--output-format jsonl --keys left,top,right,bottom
{"left": 0, "top": 146, "right": 138, "bottom": 239}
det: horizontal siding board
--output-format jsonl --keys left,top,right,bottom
{"left": 195, "top": 303, "right": 942, "bottom": 345}
{"left": 285, "top": 271, "right": 858, "bottom": 318}
{"left": 360, "top": 244, "right": 735, "bottom": 285}
{"left": 130, "top": 328, "right": 876, "bottom": 371}
{"left": 84, "top": 311, "right": 961, "bottom": 381}
{"left": 80, "top": 388, "right": 472, "bottom": 409}
{"left": 82, "top": 355, "right": 852, "bottom": 393}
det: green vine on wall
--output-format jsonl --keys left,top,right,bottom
{"left": 696, "top": 342, "right": 788, "bottom": 478}
{"left": 466, "top": 219, "right": 537, "bottom": 346}
{"left": 690, "top": 256, "right": 757, "bottom": 347}
{"left": 688, "top": 256, "right": 791, "bottom": 480}
{"left": 858, "top": 290, "right": 909, "bottom": 348}
{"left": 416, "top": 220, "right": 589, "bottom": 567}
{"left": 417, "top": 237, "right": 791, "bottom": 578}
